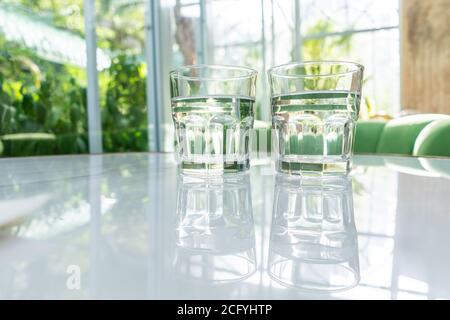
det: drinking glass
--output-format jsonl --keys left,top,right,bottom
{"left": 170, "top": 65, "right": 257, "bottom": 175}
{"left": 268, "top": 61, "right": 364, "bottom": 175}
{"left": 268, "top": 174, "right": 360, "bottom": 292}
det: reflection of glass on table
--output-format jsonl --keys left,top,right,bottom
{"left": 268, "top": 174, "right": 359, "bottom": 292}
{"left": 174, "top": 173, "right": 256, "bottom": 283}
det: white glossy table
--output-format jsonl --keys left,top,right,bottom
{"left": 1, "top": 153, "right": 450, "bottom": 300}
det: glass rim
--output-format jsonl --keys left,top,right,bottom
{"left": 169, "top": 64, "right": 257, "bottom": 81}
{"left": 268, "top": 60, "right": 364, "bottom": 78}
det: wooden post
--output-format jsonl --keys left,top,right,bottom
{"left": 400, "top": 0, "right": 450, "bottom": 114}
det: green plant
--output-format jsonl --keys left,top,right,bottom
{"left": 301, "top": 20, "right": 352, "bottom": 61}
{"left": 0, "top": 1, "right": 150, "bottom": 157}
{"left": 295, "top": 20, "right": 378, "bottom": 118}
{"left": 0, "top": 36, "right": 89, "bottom": 156}
{"left": 101, "top": 54, "right": 148, "bottom": 152}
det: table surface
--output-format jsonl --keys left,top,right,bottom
{"left": 1, "top": 153, "right": 450, "bottom": 300}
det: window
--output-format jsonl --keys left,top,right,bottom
{"left": 0, "top": 0, "right": 151, "bottom": 157}
{"left": 0, "top": 0, "right": 88, "bottom": 157}
{"left": 95, "top": 0, "right": 149, "bottom": 152}
{"left": 297, "top": 0, "right": 400, "bottom": 117}
{"left": 159, "top": 0, "right": 400, "bottom": 151}
{"left": 0, "top": 0, "right": 400, "bottom": 156}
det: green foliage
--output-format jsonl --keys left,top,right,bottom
{"left": 9, "top": 0, "right": 85, "bottom": 35}
{"left": 295, "top": 20, "right": 375, "bottom": 116}
{"left": 0, "top": 0, "right": 149, "bottom": 157}
{"left": 95, "top": 0, "right": 145, "bottom": 54}
{"left": 301, "top": 20, "right": 352, "bottom": 61}
{"left": 0, "top": 37, "right": 89, "bottom": 156}
{"left": 102, "top": 55, "right": 148, "bottom": 152}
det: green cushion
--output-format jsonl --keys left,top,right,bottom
{"left": 376, "top": 114, "right": 450, "bottom": 155}
{"left": 354, "top": 120, "right": 387, "bottom": 154}
{"left": 413, "top": 119, "right": 450, "bottom": 157}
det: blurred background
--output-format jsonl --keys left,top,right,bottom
{"left": 0, "top": 0, "right": 448, "bottom": 156}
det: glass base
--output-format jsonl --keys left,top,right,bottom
{"left": 180, "top": 159, "right": 250, "bottom": 175}
{"left": 277, "top": 159, "right": 351, "bottom": 176}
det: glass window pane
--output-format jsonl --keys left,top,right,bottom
{"left": 159, "top": 0, "right": 205, "bottom": 152}
{"left": 0, "top": 0, "right": 88, "bottom": 157}
{"left": 159, "top": 0, "right": 401, "bottom": 152}
{"left": 300, "top": 0, "right": 399, "bottom": 35}
{"left": 95, "top": 0, "right": 148, "bottom": 152}
{"left": 170, "top": 0, "right": 202, "bottom": 66}
{"left": 205, "top": 0, "right": 268, "bottom": 120}
{"left": 271, "top": 0, "right": 296, "bottom": 65}
{"left": 271, "top": 0, "right": 400, "bottom": 116}
{"left": 208, "top": 0, "right": 262, "bottom": 47}
{"left": 301, "top": 29, "right": 400, "bottom": 115}
{"left": 350, "top": 30, "right": 400, "bottom": 115}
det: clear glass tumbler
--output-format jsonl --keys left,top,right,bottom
{"left": 170, "top": 65, "right": 257, "bottom": 175}
{"left": 268, "top": 61, "right": 364, "bottom": 175}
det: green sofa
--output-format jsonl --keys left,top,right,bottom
{"left": 413, "top": 119, "right": 450, "bottom": 158}
{"left": 354, "top": 114, "right": 450, "bottom": 157}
